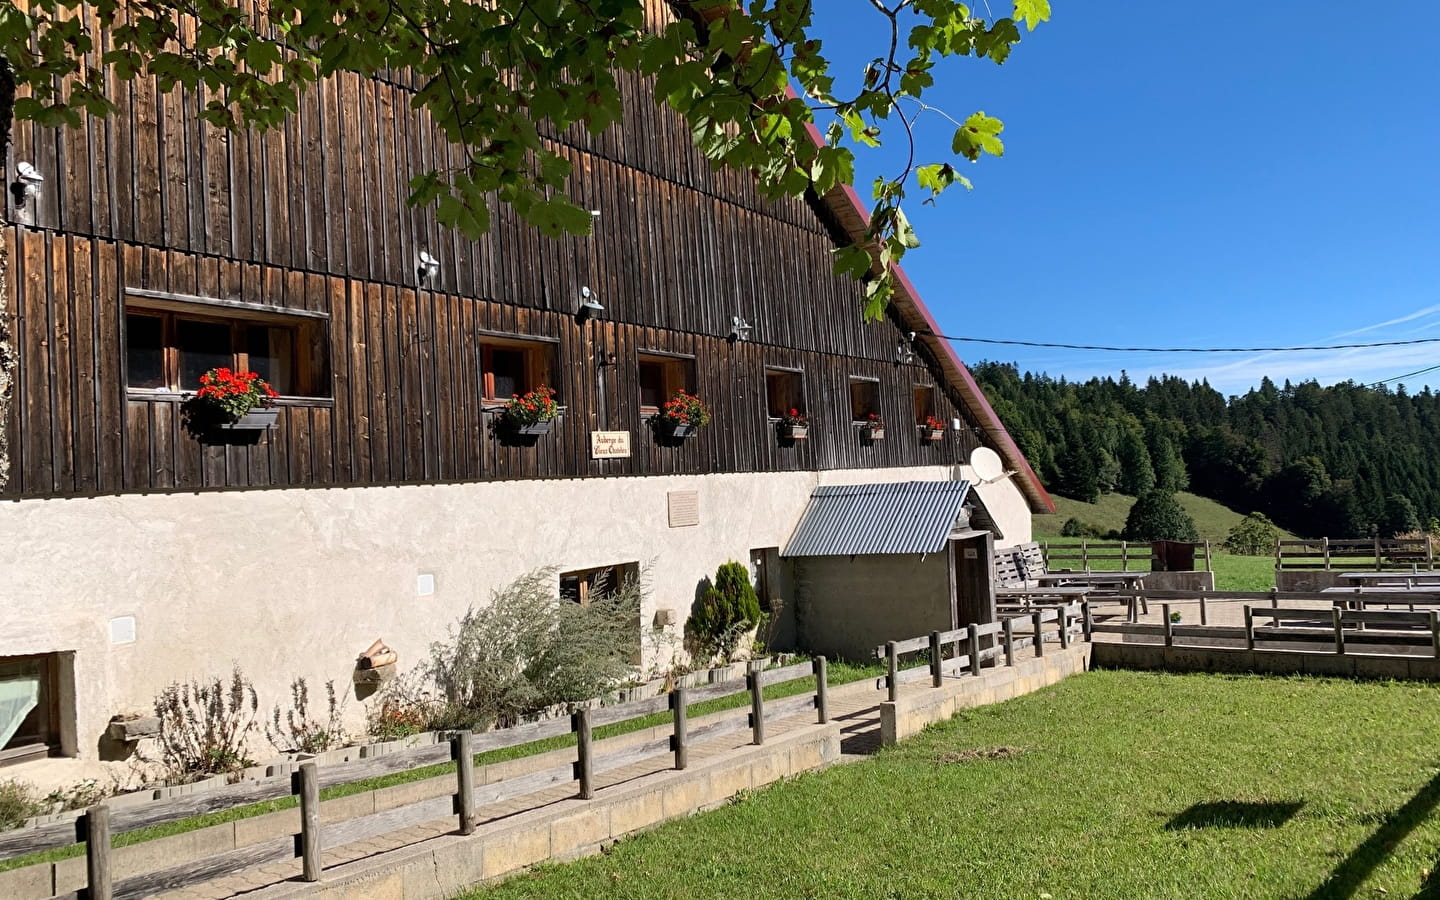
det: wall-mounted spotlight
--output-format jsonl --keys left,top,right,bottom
{"left": 416, "top": 250, "right": 440, "bottom": 286}
{"left": 730, "top": 315, "right": 752, "bottom": 342}
{"left": 12, "top": 162, "right": 43, "bottom": 207}
{"left": 577, "top": 285, "right": 604, "bottom": 321}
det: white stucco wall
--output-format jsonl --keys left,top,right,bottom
{"left": 0, "top": 464, "right": 1033, "bottom": 787}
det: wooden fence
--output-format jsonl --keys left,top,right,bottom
{"left": 1275, "top": 537, "right": 1433, "bottom": 571}
{"left": 1041, "top": 541, "right": 1212, "bottom": 573}
{"left": 872, "top": 603, "right": 1088, "bottom": 700}
{"left": 1093, "top": 589, "right": 1440, "bottom": 656}
{"left": 0, "top": 659, "right": 829, "bottom": 900}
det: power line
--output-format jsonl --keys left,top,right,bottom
{"left": 931, "top": 334, "right": 1440, "bottom": 353}
{"left": 1370, "top": 363, "right": 1440, "bottom": 387}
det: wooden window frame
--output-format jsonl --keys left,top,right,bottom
{"left": 559, "top": 563, "right": 640, "bottom": 606}
{"left": 123, "top": 298, "right": 330, "bottom": 399}
{"left": 848, "top": 377, "right": 881, "bottom": 424}
{"left": 913, "top": 384, "right": 937, "bottom": 425}
{"left": 0, "top": 652, "right": 63, "bottom": 767}
{"left": 764, "top": 367, "right": 806, "bottom": 421}
{"left": 479, "top": 335, "right": 557, "bottom": 404}
{"left": 637, "top": 352, "right": 696, "bottom": 417}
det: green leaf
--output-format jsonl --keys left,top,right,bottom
{"left": 1013, "top": 0, "right": 1052, "bottom": 31}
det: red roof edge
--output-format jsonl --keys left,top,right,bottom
{"left": 793, "top": 105, "right": 1052, "bottom": 512}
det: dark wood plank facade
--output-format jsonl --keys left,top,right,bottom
{"left": 2, "top": 20, "right": 995, "bottom": 500}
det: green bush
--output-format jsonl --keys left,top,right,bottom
{"left": 1225, "top": 512, "right": 1279, "bottom": 556}
{"left": 0, "top": 780, "right": 41, "bottom": 831}
{"left": 1122, "top": 490, "right": 1199, "bottom": 542}
{"left": 423, "top": 568, "right": 643, "bottom": 730}
{"left": 687, "top": 561, "right": 762, "bottom": 663}
{"left": 1061, "top": 517, "right": 1084, "bottom": 537}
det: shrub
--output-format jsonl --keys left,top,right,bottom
{"left": 424, "top": 568, "right": 643, "bottom": 729}
{"left": 1226, "top": 512, "right": 1279, "bottom": 556}
{"left": 0, "top": 780, "right": 41, "bottom": 831}
{"left": 1122, "top": 490, "right": 1199, "bottom": 542}
{"left": 687, "top": 561, "right": 762, "bottom": 662}
{"left": 154, "top": 666, "right": 259, "bottom": 780}
{"left": 1061, "top": 517, "right": 1084, "bottom": 537}
{"left": 266, "top": 678, "right": 348, "bottom": 754}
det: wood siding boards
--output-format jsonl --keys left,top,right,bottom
{"left": 2, "top": 25, "right": 995, "bottom": 500}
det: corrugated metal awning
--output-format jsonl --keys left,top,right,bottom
{"left": 781, "top": 481, "right": 971, "bottom": 557}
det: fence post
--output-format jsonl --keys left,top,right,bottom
{"left": 1003, "top": 617, "right": 1016, "bottom": 666}
{"left": 748, "top": 668, "right": 765, "bottom": 745}
{"left": 1199, "top": 591, "right": 1208, "bottom": 626}
{"left": 85, "top": 804, "right": 113, "bottom": 900}
{"left": 1204, "top": 540, "right": 1212, "bottom": 572}
{"left": 573, "top": 709, "right": 594, "bottom": 799}
{"left": 1321, "top": 536, "right": 1330, "bottom": 570}
{"left": 1429, "top": 537, "right": 1435, "bottom": 572}
{"left": 1081, "top": 539, "right": 1090, "bottom": 572}
{"left": 1375, "top": 531, "right": 1383, "bottom": 570}
{"left": 1244, "top": 606, "right": 1255, "bottom": 651}
{"left": 298, "top": 760, "right": 321, "bottom": 881}
{"left": 814, "top": 656, "right": 829, "bottom": 724}
{"left": 670, "top": 687, "right": 689, "bottom": 770}
{"left": 930, "top": 631, "right": 943, "bottom": 687}
{"left": 1332, "top": 607, "right": 1346, "bottom": 656}
{"left": 1162, "top": 603, "right": 1174, "bottom": 647}
{"left": 1082, "top": 602, "right": 1093, "bottom": 642}
{"left": 453, "top": 732, "right": 476, "bottom": 835}
{"left": 1430, "top": 614, "right": 1440, "bottom": 660}
{"left": 967, "top": 624, "right": 982, "bottom": 676}
{"left": 886, "top": 641, "right": 898, "bottom": 702}
{"left": 1121, "top": 541, "right": 1129, "bottom": 572}
{"left": 1269, "top": 587, "right": 1279, "bottom": 609}
{"left": 1032, "top": 611, "right": 1044, "bottom": 658}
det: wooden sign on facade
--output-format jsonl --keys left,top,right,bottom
{"left": 590, "top": 431, "right": 632, "bottom": 459}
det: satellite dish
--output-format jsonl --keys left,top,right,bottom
{"left": 969, "top": 447, "right": 1004, "bottom": 482}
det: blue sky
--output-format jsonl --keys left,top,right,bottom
{"left": 812, "top": 4, "right": 1440, "bottom": 397}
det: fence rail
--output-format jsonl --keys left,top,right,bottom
{"left": 1275, "top": 537, "right": 1433, "bottom": 571}
{"left": 0, "top": 659, "right": 831, "bottom": 899}
{"left": 1041, "top": 540, "right": 1212, "bottom": 573}
{"left": 872, "top": 603, "right": 1089, "bottom": 700}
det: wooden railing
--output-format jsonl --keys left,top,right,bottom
{"left": 0, "top": 659, "right": 829, "bottom": 900}
{"left": 1041, "top": 540, "right": 1212, "bottom": 573}
{"left": 872, "top": 603, "right": 1089, "bottom": 700}
{"left": 1275, "top": 537, "right": 1433, "bottom": 571}
{"left": 1092, "top": 589, "right": 1440, "bottom": 656}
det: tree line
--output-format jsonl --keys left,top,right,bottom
{"left": 974, "top": 363, "right": 1440, "bottom": 538}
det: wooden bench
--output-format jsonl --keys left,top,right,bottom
{"left": 996, "top": 543, "right": 1154, "bottom": 620}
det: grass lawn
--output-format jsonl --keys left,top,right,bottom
{"left": 1035, "top": 491, "right": 1298, "bottom": 545}
{"left": 467, "top": 670, "right": 1440, "bottom": 899}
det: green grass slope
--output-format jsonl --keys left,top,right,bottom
{"left": 1034, "top": 491, "right": 1297, "bottom": 544}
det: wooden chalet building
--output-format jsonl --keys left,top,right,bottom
{"left": 0, "top": 2, "right": 1052, "bottom": 781}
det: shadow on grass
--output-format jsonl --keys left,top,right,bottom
{"left": 1305, "top": 769, "right": 1440, "bottom": 900}
{"left": 1166, "top": 800, "right": 1304, "bottom": 830}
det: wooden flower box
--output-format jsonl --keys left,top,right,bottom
{"left": 863, "top": 426, "right": 885, "bottom": 441}
{"left": 218, "top": 408, "right": 280, "bottom": 431}
{"left": 780, "top": 424, "right": 809, "bottom": 440}
{"left": 922, "top": 427, "right": 945, "bottom": 442}
{"left": 516, "top": 420, "right": 553, "bottom": 435}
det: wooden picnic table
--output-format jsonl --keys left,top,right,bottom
{"left": 1032, "top": 572, "right": 1148, "bottom": 590}
{"left": 1337, "top": 572, "right": 1440, "bottom": 589}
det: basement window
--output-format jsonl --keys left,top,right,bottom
{"left": 637, "top": 353, "right": 696, "bottom": 414}
{"left": 481, "top": 336, "right": 557, "bottom": 402}
{"left": 765, "top": 368, "right": 806, "bottom": 419}
{"left": 0, "top": 654, "right": 63, "bottom": 766}
{"left": 560, "top": 563, "right": 640, "bottom": 606}
{"left": 124, "top": 301, "right": 329, "bottom": 397}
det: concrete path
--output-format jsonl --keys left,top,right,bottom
{"left": 151, "top": 674, "right": 896, "bottom": 900}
